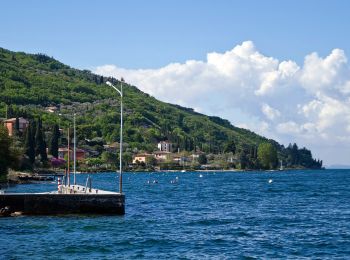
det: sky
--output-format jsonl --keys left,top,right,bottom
{"left": 1, "top": 0, "right": 350, "bottom": 166}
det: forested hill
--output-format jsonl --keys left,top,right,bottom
{"left": 0, "top": 47, "right": 322, "bottom": 169}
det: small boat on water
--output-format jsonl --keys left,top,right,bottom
{"left": 279, "top": 160, "right": 284, "bottom": 171}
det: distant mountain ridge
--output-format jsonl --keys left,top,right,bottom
{"left": 0, "top": 47, "right": 322, "bottom": 169}
{"left": 326, "top": 165, "right": 350, "bottom": 169}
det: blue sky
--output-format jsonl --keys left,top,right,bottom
{"left": 1, "top": 0, "right": 350, "bottom": 69}
{"left": 1, "top": 1, "right": 350, "bottom": 166}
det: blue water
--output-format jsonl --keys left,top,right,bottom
{"left": 1, "top": 170, "right": 350, "bottom": 259}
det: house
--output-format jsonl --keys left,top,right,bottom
{"left": 58, "top": 148, "right": 69, "bottom": 159}
{"left": 3, "top": 117, "right": 29, "bottom": 136}
{"left": 173, "top": 156, "right": 190, "bottom": 164}
{"left": 76, "top": 149, "right": 86, "bottom": 160}
{"left": 157, "top": 141, "right": 173, "bottom": 152}
{"left": 132, "top": 153, "right": 153, "bottom": 164}
{"left": 45, "top": 106, "right": 58, "bottom": 113}
{"left": 58, "top": 147, "right": 86, "bottom": 160}
{"left": 103, "top": 143, "right": 119, "bottom": 154}
{"left": 190, "top": 151, "right": 205, "bottom": 160}
{"left": 153, "top": 151, "right": 171, "bottom": 161}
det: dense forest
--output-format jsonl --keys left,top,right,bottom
{"left": 0, "top": 47, "right": 323, "bottom": 172}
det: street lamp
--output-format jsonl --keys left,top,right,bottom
{"left": 106, "top": 80, "right": 124, "bottom": 194}
{"left": 73, "top": 113, "right": 76, "bottom": 185}
{"left": 58, "top": 113, "right": 77, "bottom": 186}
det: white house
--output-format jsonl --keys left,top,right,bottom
{"left": 153, "top": 151, "right": 171, "bottom": 161}
{"left": 157, "top": 141, "right": 173, "bottom": 152}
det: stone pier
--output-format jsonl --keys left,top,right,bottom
{"left": 0, "top": 190, "right": 125, "bottom": 215}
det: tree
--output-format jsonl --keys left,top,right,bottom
{"left": 50, "top": 124, "right": 60, "bottom": 158}
{"left": 258, "top": 142, "right": 278, "bottom": 169}
{"left": 289, "top": 143, "right": 299, "bottom": 165}
{"left": 101, "top": 151, "right": 115, "bottom": 164}
{"left": 13, "top": 117, "right": 20, "bottom": 136}
{"left": 6, "top": 105, "right": 14, "bottom": 119}
{"left": 223, "top": 140, "right": 236, "bottom": 154}
{"left": 122, "top": 152, "right": 132, "bottom": 169}
{"left": 146, "top": 156, "right": 157, "bottom": 167}
{"left": 24, "top": 124, "right": 35, "bottom": 164}
{"left": 35, "top": 118, "right": 47, "bottom": 162}
{"left": 197, "top": 154, "right": 207, "bottom": 165}
{"left": 238, "top": 150, "right": 249, "bottom": 169}
{"left": 0, "top": 124, "right": 18, "bottom": 176}
{"left": 40, "top": 133, "right": 48, "bottom": 162}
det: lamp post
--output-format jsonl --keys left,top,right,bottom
{"left": 106, "top": 80, "right": 124, "bottom": 194}
{"left": 58, "top": 113, "right": 77, "bottom": 186}
{"left": 73, "top": 113, "right": 76, "bottom": 185}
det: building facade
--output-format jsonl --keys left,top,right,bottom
{"left": 3, "top": 117, "right": 29, "bottom": 136}
{"left": 132, "top": 153, "right": 153, "bottom": 164}
{"left": 157, "top": 141, "right": 173, "bottom": 152}
{"left": 58, "top": 147, "right": 86, "bottom": 161}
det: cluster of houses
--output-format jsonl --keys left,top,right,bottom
{"left": 1, "top": 117, "right": 86, "bottom": 161}
{"left": 1, "top": 118, "right": 203, "bottom": 167}
{"left": 132, "top": 141, "right": 204, "bottom": 166}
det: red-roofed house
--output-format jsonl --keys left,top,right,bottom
{"left": 132, "top": 153, "right": 154, "bottom": 164}
{"left": 3, "top": 117, "right": 29, "bottom": 136}
{"left": 58, "top": 147, "right": 86, "bottom": 161}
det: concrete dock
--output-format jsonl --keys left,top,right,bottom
{"left": 0, "top": 185, "right": 125, "bottom": 215}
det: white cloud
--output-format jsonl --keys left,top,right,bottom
{"left": 262, "top": 103, "right": 281, "bottom": 121}
{"left": 94, "top": 41, "right": 350, "bottom": 165}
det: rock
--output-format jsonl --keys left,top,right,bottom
{"left": 0, "top": 206, "right": 11, "bottom": 217}
{"left": 10, "top": 211, "right": 23, "bottom": 217}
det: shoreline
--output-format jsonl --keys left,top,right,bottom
{"left": 1, "top": 167, "right": 328, "bottom": 184}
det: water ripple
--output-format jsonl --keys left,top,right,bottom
{"left": 1, "top": 170, "right": 350, "bottom": 258}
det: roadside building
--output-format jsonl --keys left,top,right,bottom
{"left": 132, "top": 153, "right": 153, "bottom": 164}
{"left": 173, "top": 156, "right": 190, "bottom": 164}
{"left": 190, "top": 151, "right": 205, "bottom": 160}
{"left": 3, "top": 117, "right": 29, "bottom": 136}
{"left": 153, "top": 151, "right": 171, "bottom": 161}
{"left": 103, "top": 142, "right": 119, "bottom": 153}
{"left": 157, "top": 141, "right": 173, "bottom": 152}
{"left": 45, "top": 106, "right": 58, "bottom": 113}
{"left": 76, "top": 149, "right": 86, "bottom": 160}
{"left": 58, "top": 147, "right": 86, "bottom": 160}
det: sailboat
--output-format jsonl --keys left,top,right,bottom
{"left": 279, "top": 160, "right": 284, "bottom": 171}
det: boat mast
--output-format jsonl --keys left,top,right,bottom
{"left": 73, "top": 113, "right": 76, "bottom": 185}
{"left": 119, "top": 82, "right": 123, "bottom": 194}
{"left": 67, "top": 127, "right": 70, "bottom": 186}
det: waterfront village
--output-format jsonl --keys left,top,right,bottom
{"left": 1, "top": 116, "right": 243, "bottom": 174}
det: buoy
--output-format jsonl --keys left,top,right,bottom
{"left": 199, "top": 174, "right": 203, "bottom": 178}
{"left": 268, "top": 179, "right": 273, "bottom": 184}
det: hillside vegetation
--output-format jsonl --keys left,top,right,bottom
{"left": 0, "top": 47, "right": 322, "bottom": 170}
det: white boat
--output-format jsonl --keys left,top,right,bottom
{"left": 279, "top": 160, "right": 284, "bottom": 171}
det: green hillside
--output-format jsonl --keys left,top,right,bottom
{"left": 0, "top": 47, "right": 322, "bottom": 169}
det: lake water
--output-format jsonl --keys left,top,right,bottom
{"left": 1, "top": 170, "right": 350, "bottom": 259}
